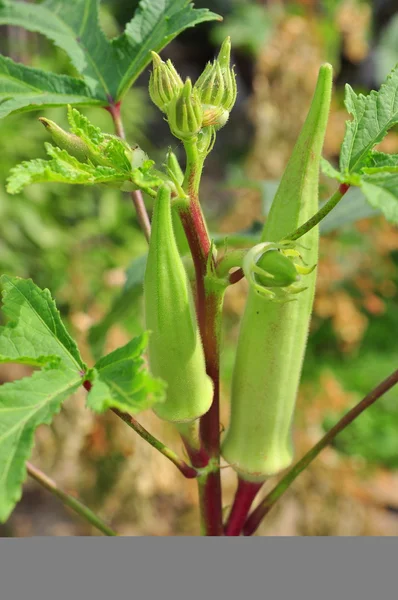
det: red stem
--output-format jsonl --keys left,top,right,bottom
{"left": 225, "top": 478, "right": 263, "bottom": 536}
{"left": 179, "top": 200, "right": 210, "bottom": 334}
{"left": 177, "top": 147, "right": 223, "bottom": 535}
{"left": 106, "top": 102, "right": 151, "bottom": 242}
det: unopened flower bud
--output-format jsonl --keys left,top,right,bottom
{"left": 167, "top": 79, "right": 203, "bottom": 141}
{"left": 39, "top": 118, "right": 89, "bottom": 162}
{"left": 194, "top": 37, "right": 237, "bottom": 125}
{"left": 149, "top": 52, "right": 183, "bottom": 113}
{"left": 202, "top": 105, "right": 229, "bottom": 129}
{"left": 243, "top": 242, "right": 315, "bottom": 302}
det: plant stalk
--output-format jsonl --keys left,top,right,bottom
{"left": 82, "top": 380, "right": 197, "bottom": 479}
{"left": 112, "top": 409, "right": 198, "bottom": 479}
{"left": 27, "top": 462, "right": 117, "bottom": 536}
{"left": 243, "top": 367, "right": 398, "bottom": 536}
{"left": 176, "top": 138, "right": 223, "bottom": 535}
{"left": 224, "top": 478, "right": 263, "bottom": 536}
{"left": 106, "top": 101, "right": 151, "bottom": 241}
{"left": 287, "top": 183, "right": 350, "bottom": 242}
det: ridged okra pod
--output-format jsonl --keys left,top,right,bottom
{"left": 222, "top": 64, "right": 333, "bottom": 480}
{"left": 144, "top": 185, "right": 213, "bottom": 423}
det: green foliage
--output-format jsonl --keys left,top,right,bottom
{"left": 87, "top": 334, "right": 165, "bottom": 414}
{"left": 6, "top": 107, "right": 161, "bottom": 195}
{"left": 0, "top": 0, "right": 220, "bottom": 113}
{"left": 340, "top": 66, "right": 398, "bottom": 175}
{"left": 0, "top": 276, "right": 164, "bottom": 521}
{"left": 0, "top": 366, "right": 82, "bottom": 522}
{"left": 322, "top": 64, "right": 398, "bottom": 224}
{"left": 0, "top": 275, "right": 85, "bottom": 371}
{"left": 0, "top": 55, "right": 100, "bottom": 119}
{"left": 7, "top": 144, "right": 128, "bottom": 194}
{"left": 0, "top": 275, "right": 85, "bottom": 521}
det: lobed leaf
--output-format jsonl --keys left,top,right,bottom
{"left": 0, "top": 367, "right": 81, "bottom": 522}
{"left": 0, "top": 55, "right": 99, "bottom": 119}
{"left": 7, "top": 144, "right": 127, "bottom": 194}
{"left": 340, "top": 64, "right": 398, "bottom": 175}
{"left": 361, "top": 173, "right": 398, "bottom": 224}
{"left": 114, "top": 0, "right": 221, "bottom": 99}
{"left": 87, "top": 334, "right": 165, "bottom": 414}
{"left": 0, "top": 0, "right": 220, "bottom": 112}
{"left": 0, "top": 275, "right": 85, "bottom": 371}
{"left": 361, "top": 151, "right": 398, "bottom": 175}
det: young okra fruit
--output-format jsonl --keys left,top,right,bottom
{"left": 144, "top": 184, "right": 213, "bottom": 423}
{"left": 222, "top": 64, "right": 333, "bottom": 481}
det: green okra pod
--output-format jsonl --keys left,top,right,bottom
{"left": 222, "top": 64, "right": 333, "bottom": 480}
{"left": 144, "top": 185, "right": 213, "bottom": 423}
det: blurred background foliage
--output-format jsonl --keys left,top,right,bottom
{"left": 0, "top": 0, "right": 398, "bottom": 536}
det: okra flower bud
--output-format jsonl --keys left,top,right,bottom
{"left": 39, "top": 116, "right": 147, "bottom": 171}
{"left": 144, "top": 185, "right": 213, "bottom": 423}
{"left": 222, "top": 64, "right": 333, "bottom": 480}
{"left": 243, "top": 242, "right": 315, "bottom": 301}
{"left": 167, "top": 79, "right": 204, "bottom": 141}
{"left": 195, "top": 37, "right": 237, "bottom": 129}
{"left": 39, "top": 117, "right": 90, "bottom": 163}
{"left": 149, "top": 52, "right": 183, "bottom": 113}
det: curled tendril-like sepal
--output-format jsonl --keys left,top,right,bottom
{"left": 243, "top": 241, "right": 315, "bottom": 302}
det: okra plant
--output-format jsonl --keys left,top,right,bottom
{"left": 0, "top": 0, "right": 398, "bottom": 536}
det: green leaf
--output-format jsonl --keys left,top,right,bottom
{"left": 361, "top": 173, "right": 398, "bottom": 224}
{"left": 6, "top": 143, "right": 128, "bottom": 194}
{"left": 0, "top": 0, "right": 220, "bottom": 109}
{"left": 66, "top": 106, "right": 135, "bottom": 172}
{"left": 87, "top": 334, "right": 165, "bottom": 414}
{"left": 88, "top": 254, "right": 147, "bottom": 360}
{"left": 361, "top": 151, "right": 398, "bottom": 174}
{"left": 0, "top": 55, "right": 99, "bottom": 119}
{"left": 114, "top": 0, "right": 221, "bottom": 99}
{"left": 320, "top": 157, "right": 345, "bottom": 181}
{"left": 0, "top": 275, "right": 85, "bottom": 371}
{"left": 0, "top": 366, "right": 81, "bottom": 522}
{"left": 0, "top": 0, "right": 118, "bottom": 100}
{"left": 340, "top": 64, "right": 398, "bottom": 175}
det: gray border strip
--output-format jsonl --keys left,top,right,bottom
{"left": 0, "top": 538, "right": 397, "bottom": 600}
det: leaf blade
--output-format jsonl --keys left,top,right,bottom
{"left": 340, "top": 65, "right": 398, "bottom": 174}
{"left": 114, "top": 0, "right": 221, "bottom": 99}
{"left": 0, "top": 54, "right": 101, "bottom": 119}
{"left": 0, "top": 367, "right": 81, "bottom": 522}
{"left": 87, "top": 333, "right": 165, "bottom": 414}
{"left": 0, "top": 275, "right": 85, "bottom": 372}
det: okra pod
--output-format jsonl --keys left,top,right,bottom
{"left": 222, "top": 65, "right": 333, "bottom": 480}
{"left": 144, "top": 185, "right": 213, "bottom": 423}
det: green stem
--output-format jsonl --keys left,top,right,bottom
{"left": 243, "top": 367, "right": 398, "bottom": 536}
{"left": 27, "top": 462, "right": 117, "bottom": 536}
{"left": 287, "top": 183, "right": 350, "bottom": 242}
{"left": 111, "top": 408, "right": 198, "bottom": 479}
{"left": 183, "top": 138, "right": 206, "bottom": 199}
